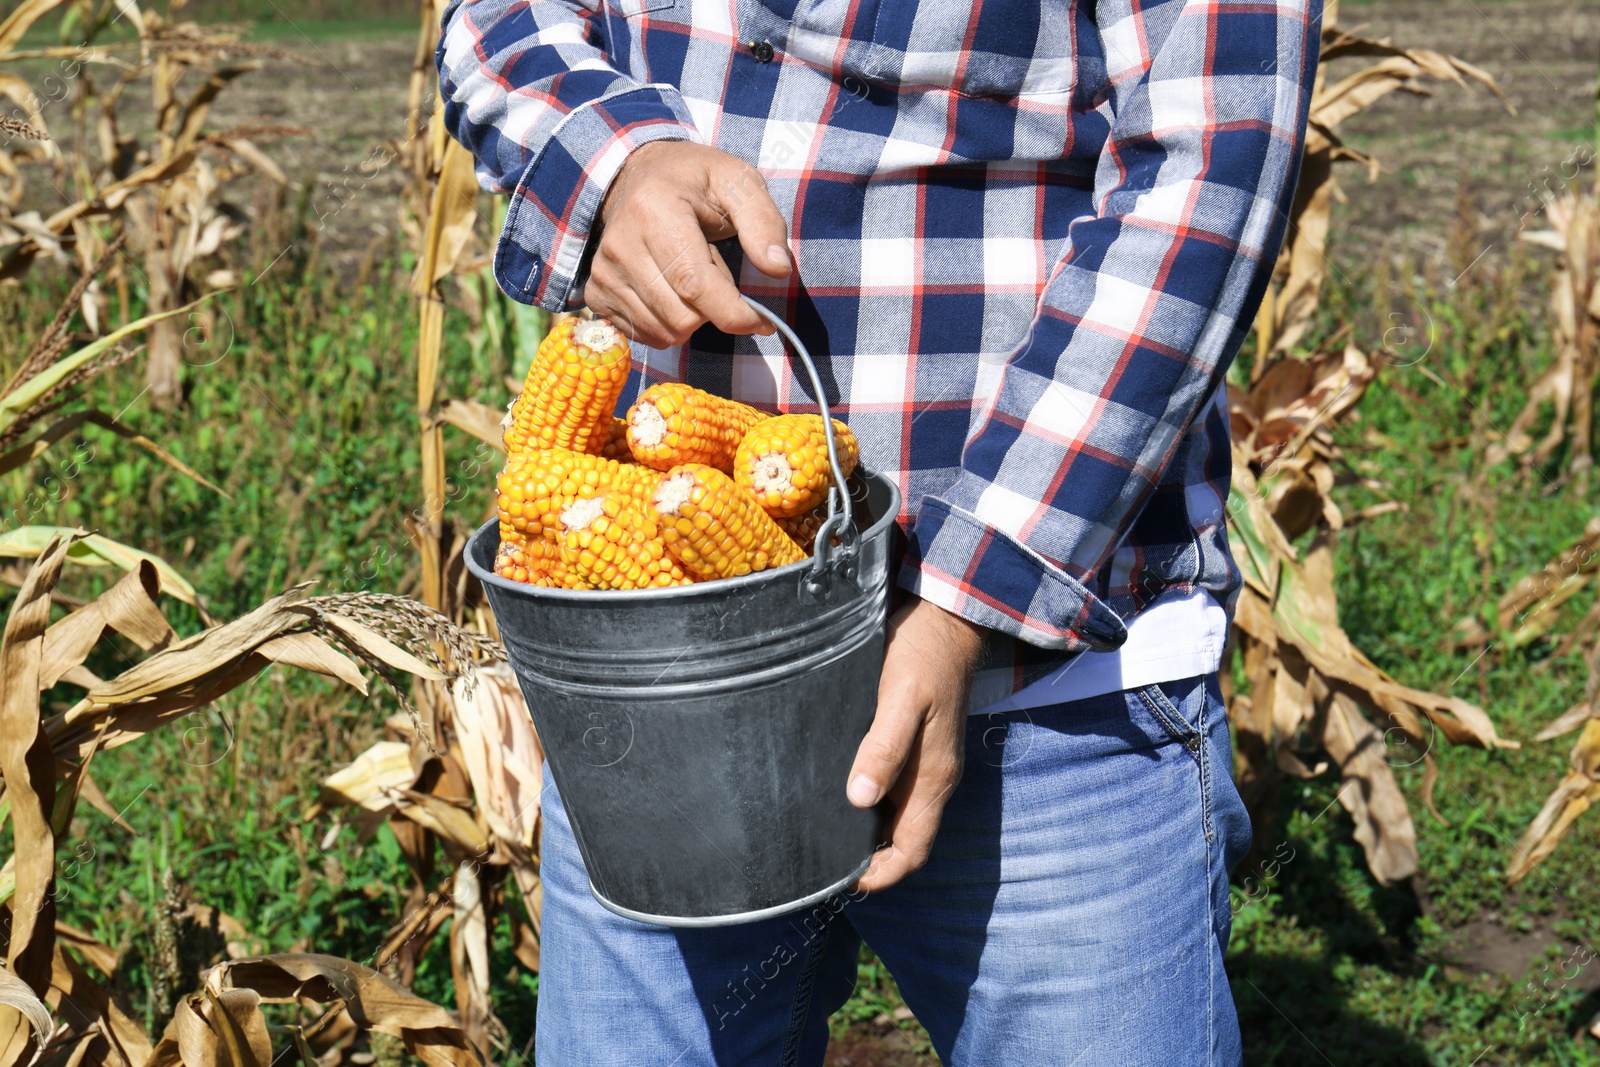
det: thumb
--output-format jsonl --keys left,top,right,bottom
{"left": 847, "top": 693, "right": 921, "bottom": 809}
{"left": 706, "top": 158, "right": 791, "bottom": 279}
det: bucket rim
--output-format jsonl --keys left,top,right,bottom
{"left": 465, "top": 467, "right": 900, "bottom": 603}
{"left": 587, "top": 855, "right": 871, "bottom": 928}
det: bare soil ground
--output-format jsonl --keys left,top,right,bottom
{"left": 196, "top": 0, "right": 1599, "bottom": 281}
{"left": 1327, "top": 0, "right": 1599, "bottom": 266}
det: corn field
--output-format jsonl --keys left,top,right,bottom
{"left": 2, "top": 0, "right": 1599, "bottom": 1064}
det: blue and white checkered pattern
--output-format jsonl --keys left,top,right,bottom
{"left": 439, "top": 0, "right": 1321, "bottom": 693}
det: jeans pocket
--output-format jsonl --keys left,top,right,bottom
{"left": 1134, "top": 681, "right": 1204, "bottom": 757}
{"left": 1136, "top": 678, "right": 1215, "bottom": 842}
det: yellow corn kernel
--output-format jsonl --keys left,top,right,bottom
{"left": 497, "top": 447, "right": 661, "bottom": 541}
{"left": 626, "top": 382, "right": 769, "bottom": 473}
{"left": 734, "top": 414, "right": 859, "bottom": 518}
{"left": 598, "top": 416, "right": 632, "bottom": 462}
{"left": 504, "top": 316, "right": 632, "bottom": 456}
{"left": 559, "top": 491, "right": 692, "bottom": 589}
{"left": 653, "top": 463, "right": 806, "bottom": 581}
{"left": 494, "top": 526, "right": 590, "bottom": 588}
{"left": 775, "top": 505, "right": 829, "bottom": 552}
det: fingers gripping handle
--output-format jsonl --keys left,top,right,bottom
{"left": 739, "top": 296, "right": 859, "bottom": 600}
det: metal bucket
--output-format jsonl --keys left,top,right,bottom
{"left": 466, "top": 300, "right": 896, "bottom": 927}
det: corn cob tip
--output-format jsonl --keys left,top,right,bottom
{"left": 573, "top": 318, "right": 625, "bottom": 353}
{"left": 560, "top": 495, "right": 609, "bottom": 532}
{"left": 631, "top": 399, "right": 668, "bottom": 449}
{"left": 654, "top": 469, "right": 695, "bottom": 514}
{"left": 750, "top": 452, "right": 799, "bottom": 495}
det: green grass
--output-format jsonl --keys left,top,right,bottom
{"left": 6, "top": 206, "right": 1600, "bottom": 1064}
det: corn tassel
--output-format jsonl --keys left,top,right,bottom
{"left": 504, "top": 316, "right": 632, "bottom": 456}
{"left": 559, "top": 491, "right": 691, "bottom": 589}
{"left": 653, "top": 464, "right": 806, "bottom": 580}
{"left": 626, "top": 382, "right": 768, "bottom": 473}
{"left": 497, "top": 448, "right": 660, "bottom": 542}
{"left": 734, "top": 414, "right": 859, "bottom": 518}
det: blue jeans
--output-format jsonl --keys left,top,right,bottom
{"left": 534, "top": 673, "right": 1250, "bottom": 1066}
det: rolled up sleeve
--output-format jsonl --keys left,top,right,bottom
{"left": 437, "top": 0, "right": 700, "bottom": 308}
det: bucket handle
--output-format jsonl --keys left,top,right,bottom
{"left": 740, "top": 296, "right": 859, "bottom": 601}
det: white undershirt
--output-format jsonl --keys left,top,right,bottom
{"left": 969, "top": 588, "right": 1229, "bottom": 714}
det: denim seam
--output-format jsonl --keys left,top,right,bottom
{"left": 779, "top": 915, "right": 834, "bottom": 1067}
{"left": 1137, "top": 685, "right": 1212, "bottom": 840}
{"left": 1137, "top": 685, "right": 1200, "bottom": 746}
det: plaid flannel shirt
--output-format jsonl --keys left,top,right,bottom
{"left": 439, "top": 0, "right": 1321, "bottom": 695}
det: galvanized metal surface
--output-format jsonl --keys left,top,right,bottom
{"left": 468, "top": 302, "right": 895, "bottom": 925}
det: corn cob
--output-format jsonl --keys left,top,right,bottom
{"left": 503, "top": 316, "right": 632, "bottom": 456}
{"left": 626, "top": 382, "right": 769, "bottom": 473}
{"left": 598, "top": 416, "right": 632, "bottom": 462}
{"left": 559, "top": 491, "right": 691, "bottom": 589}
{"left": 734, "top": 414, "right": 859, "bottom": 518}
{"left": 497, "top": 447, "right": 661, "bottom": 542}
{"left": 653, "top": 464, "right": 806, "bottom": 580}
{"left": 494, "top": 526, "right": 590, "bottom": 588}
{"left": 776, "top": 505, "right": 829, "bottom": 551}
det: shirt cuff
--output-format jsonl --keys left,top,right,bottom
{"left": 493, "top": 84, "right": 700, "bottom": 310}
{"left": 898, "top": 496, "right": 1128, "bottom": 651}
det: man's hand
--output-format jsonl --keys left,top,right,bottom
{"left": 588, "top": 141, "right": 791, "bottom": 349}
{"left": 847, "top": 597, "right": 985, "bottom": 893}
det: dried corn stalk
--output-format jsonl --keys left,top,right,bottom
{"left": 1226, "top": 344, "right": 1514, "bottom": 884}
{"left": 1503, "top": 521, "right": 1600, "bottom": 882}
{"left": 389, "top": 5, "right": 544, "bottom": 1043}
{"left": 0, "top": 0, "right": 304, "bottom": 407}
{"left": 1485, "top": 184, "right": 1600, "bottom": 476}
{"left": 1253, "top": 0, "right": 1508, "bottom": 370}
{"left": 0, "top": 530, "right": 500, "bottom": 1067}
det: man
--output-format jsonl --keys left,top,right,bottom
{"left": 440, "top": 0, "right": 1318, "bottom": 1061}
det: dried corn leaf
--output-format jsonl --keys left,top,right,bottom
{"left": 0, "top": 532, "right": 69, "bottom": 996}
{"left": 317, "top": 613, "right": 443, "bottom": 683}
{"left": 1323, "top": 693, "right": 1419, "bottom": 884}
{"left": 450, "top": 665, "right": 542, "bottom": 853}
{"left": 52, "top": 924, "right": 116, "bottom": 978}
{"left": 306, "top": 742, "right": 417, "bottom": 819}
{"left": 449, "top": 862, "right": 492, "bottom": 1043}
{"left": 1229, "top": 490, "right": 1508, "bottom": 752}
{"left": 40, "top": 562, "right": 172, "bottom": 689}
{"left": 256, "top": 633, "right": 366, "bottom": 693}
{"left": 396, "top": 790, "right": 490, "bottom": 857}
{"left": 1493, "top": 517, "right": 1600, "bottom": 632}
{"left": 204, "top": 955, "right": 485, "bottom": 1067}
{"left": 1507, "top": 769, "right": 1600, "bottom": 885}
{"left": 0, "top": 0, "right": 70, "bottom": 55}
{"left": 1254, "top": 25, "right": 1504, "bottom": 362}
{"left": 148, "top": 989, "right": 271, "bottom": 1067}
{"left": 1231, "top": 346, "right": 1374, "bottom": 461}
{"left": 0, "top": 966, "right": 52, "bottom": 1052}
{"left": 213, "top": 138, "right": 285, "bottom": 185}
{"left": 74, "top": 771, "right": 133, "bottom": 834}
{"left": 0, "top": 527, "right": 197, "bottom": 606}
{"left": 47, "top": 941, "right": 152, "bottom": 1067}
{"left": 437, "top": 399, "right": 507, "bottom": 453}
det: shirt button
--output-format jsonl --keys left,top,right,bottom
{"left": 749, "top": 39, "right": 775, "bottom": 63}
